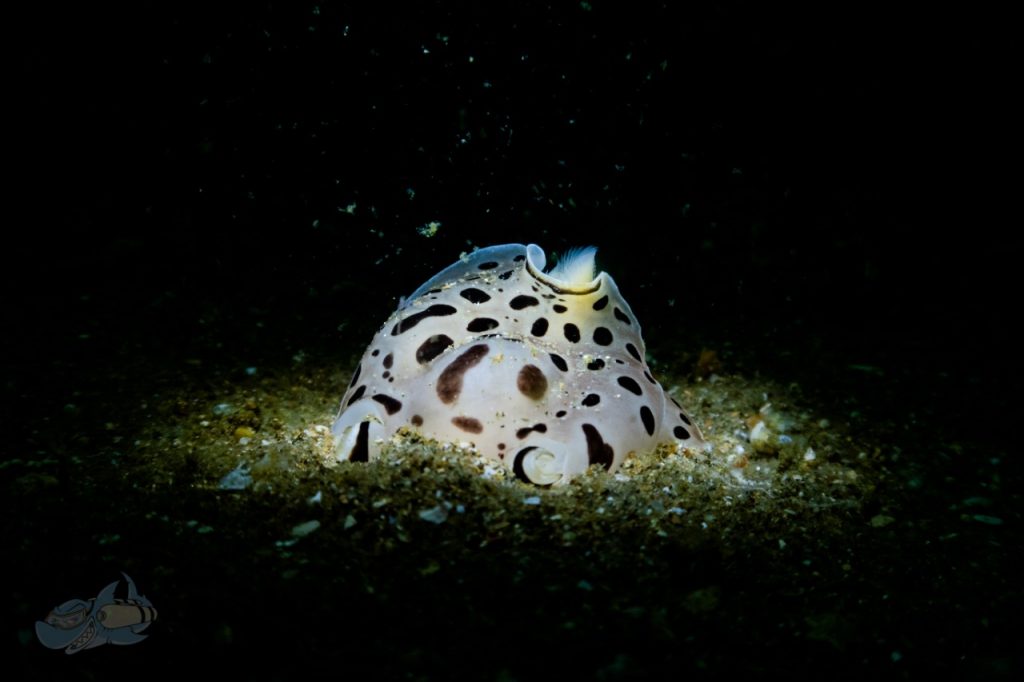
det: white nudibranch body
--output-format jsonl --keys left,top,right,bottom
{"left": 331, "top": 243, "right": 704, "bottom": 485}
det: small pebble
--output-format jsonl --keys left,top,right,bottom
{"left": 218, "top": 463, "right": 252, "bottom": 491}
{"left": 291, "top": 520, "right": 321, "bottom": 537}
{"left": 419, "top": 505, "right": 449, "bottom": 524}
{"left": 870, "top": 514, "right": 895, "bottom": 528}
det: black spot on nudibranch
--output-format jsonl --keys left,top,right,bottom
{"left": 614, "top": 307, "right": 632, "bottom": 325}
{"left": 371, "top": 349, "right": 380, "bottom": 357}
{"left": 552, "top": 304, "right": 568, "bottom": 314}
{"left": 530, "top": 318, "right": 549, "bottom": 337}
{"left": 592, "top": 295, "right": 609, "bottom": 310}
{"left": 549, "top": 353, "right": 568, "bottom": 372}
{"left": 382, "top": 353, "right": 393, "bottom": 369}
{"left": 593, "top": 327, "right": 613, "bottom": 346}
{"left": 437, "top": 344, "right": 489, "bottom": 404}
{"left": 674, "top": 425, "right": 691, "bottom": 440}
{"left": 348, "top": 363, "right": 362, "bottom": 388}
{"left": 555, "top": 410, "right": 567, "bottom": 418}
{"left": 391, "top": 304, "right": 457, "bottom": 335}
{"left": 372, "top": 394, "right": 402, "bottom": 415}
{"left": 586, "top": 358, "right": 605, "bottom": 370}
{"left": 625, "top": 343, "right": 643, "bottom": 362}
{"left": 477, "top": 261, "right": 500, "bottom": 270}
{"left": 346, "top": 385, "right": 367, "bottom": 407}
{"left": 350, "top": 421, "right": 370, "bottom": 462}
{"left": 467, "top": 318, "right": 499, "bottom": 332}
{"left": 563, "top": 323, "right": 581, "bottom": 343}
{"left": 498, "top": 270, "right": 514, "bottom": 280}
{"left": 639, "top": 405, "right": 656, "bottom": 436}
{"left": 617, "top": 376, "right": 643, "bottom": 396}
{"left": 581, "top": 424, "right": 614, "bottom": 470}
{"left": 509, "top": 295, "right": 540, "bottom": 310}
{"left": 516, "top": 364, "right": 548, "bottom": 400}
{"left": 416, "top": 334, "right": 454, "bottom": 364}
{"left": 513, "top": 254, "right": 526, "bottom": 262}
{"left": 460, "top": 288, "right": 491, "bottom": 304}
{"left": 411, "top": 415, "right": 424, "bottom": 427}
{"left": 512, "top": 447, "right": 539, "bottom": 484}
{"left": 644, "top": 371, "right": 657, "bottom": 385}
{"left": 451, "top": 416, "right": 483, "bottom": 434}
{"left": 679, "top": 411, "right": 692, "bottom": 426}
{"left": 582, "top": 393, "right": 601, "bottom": 407}
{"left": 515, "top": 423, "right": 548, "bottom": 439}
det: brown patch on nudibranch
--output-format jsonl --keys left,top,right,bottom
{"left": 451, "top": 416, "right": 483, "bottom": 434}
{"left": 436, "top": 344, "right": 489, "bottom": 404}
{"left": 516, "top": 364, "right": 548, "bottom": 400}
{"left": 515, "top": 423, "right": 548, "bottom": 439}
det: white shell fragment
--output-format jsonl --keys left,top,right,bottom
{"left": 331, "top": 243, "right": 704, "bottom": 485}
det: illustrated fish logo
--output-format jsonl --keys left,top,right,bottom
{"left": 35, "top": 573, "right": 157, "bottom": 654}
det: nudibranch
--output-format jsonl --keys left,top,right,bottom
{"left": 331, "top": 243, "right": 703, "bottom": 485}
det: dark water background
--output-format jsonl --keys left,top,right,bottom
{"left": 6, "top": 2, "right": 1017, "bottom": 678}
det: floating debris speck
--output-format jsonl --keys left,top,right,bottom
{"left": 416, "top": 221, "right": 441, "bottom": 238}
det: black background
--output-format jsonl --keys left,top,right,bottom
{"left": 11, "top": 3, "right": 1011, "bottom": 370}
